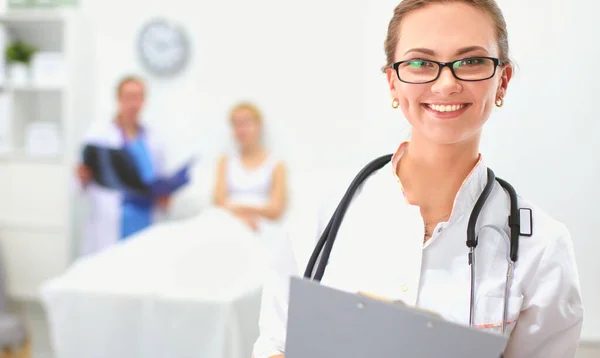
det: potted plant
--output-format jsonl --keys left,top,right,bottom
{"left": 5, "top": 40, "right": 37, "bottom": 86}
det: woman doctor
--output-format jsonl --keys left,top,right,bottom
{"left": 252, "top": 1, "right": 584, "bottom": 357}
{"left": 76, "top": 76, "right": 170, "bottom": 256}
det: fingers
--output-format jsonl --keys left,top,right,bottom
{"left": 156, "top": 196, "right": 171, "bottom": 210}
{"left": 76, "top": 164, "right": 92, "bottom": 184}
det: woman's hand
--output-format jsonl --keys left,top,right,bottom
{"left": 222, "top": 203, "right": 259, "bottom": 231}
{"left": 224, "top": 203, "right": 251, "bottom": 216}
{"left": 223, "top": 202, "right": 242, "bottom": 214}
{"left": 239, "top": 213, "right": 260, "bottom": 231}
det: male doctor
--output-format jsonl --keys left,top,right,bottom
{"left": 76, "top": 76, "right": 170, "bottom": 256}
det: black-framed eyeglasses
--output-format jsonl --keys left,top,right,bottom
{"left": 392, "top": 56, "right": 504, "bottom": 84}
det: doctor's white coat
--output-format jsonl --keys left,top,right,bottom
{"left": 76, "top": 120, "right": 168, "bottom": 256}
{"left": 252, "top": 155, "right": 584, "bottom": 358}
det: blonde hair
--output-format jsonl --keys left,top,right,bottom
{"left": 381, "top": 0, "right": 511, "bottom": 72}
{"left": 116, "top": 75, "right": 146, "bottom": 98}
{"left": 229, "top": 102, "right": 263, "bottom": 125}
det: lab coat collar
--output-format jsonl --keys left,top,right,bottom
{"left": 389, "top": 141, "right": 488, "bottom": 223}
{"left": 112, "top": 116, "right": 147, "bottom": 142}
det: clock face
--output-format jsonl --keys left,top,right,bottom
{"left": 137, "top": 19, "right": 190, "bottom": 77}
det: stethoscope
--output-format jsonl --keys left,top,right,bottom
{"left": 303, "top": 154, "right": 533, "bottom": 335}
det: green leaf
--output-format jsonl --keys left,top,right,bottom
{"left": 4, "top": 41, "right": 37, "bottom": 64}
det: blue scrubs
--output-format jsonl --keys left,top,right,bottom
{"left": 120, "top": 133, "right": 156, "bottom": 239}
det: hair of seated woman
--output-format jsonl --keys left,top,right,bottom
{"left": 229, "top": 101, "right": 263, "bottom": 125}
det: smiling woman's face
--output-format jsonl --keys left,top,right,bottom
{"left": 386, "top": 2, "right": 512, "bottom": 146}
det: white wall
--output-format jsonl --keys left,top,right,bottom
{"left": 79, "top": 0, "right": 600, "bottom": 342}
{"left": 479, "top": 1, "right": 600, "bottom": 342}
{"left": 83, "top": 0, "right": 384, "bottom": 173}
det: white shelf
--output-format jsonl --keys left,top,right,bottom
{"left": 0, "top": 219, "right": 65, "bottom": 232}
{"left": 0, "top": 150, "right": 63, "bottom": 162}
{"left": 0, "top": 9, "right": 67, "bottom": 23}
{"left": 2, "top": 83, "right": 64, "bottom": 92}
{"left": 0, "top": 11, "right": 65, "bottom": 51}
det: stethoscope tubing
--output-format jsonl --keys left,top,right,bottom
{"left": 304, "top": 156, "right": 522, "bottom": 337}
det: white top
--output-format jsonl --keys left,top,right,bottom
{"left": 226, "top": 152, "right": 278, "bottom": 207}
{"left": 252, "top": 144, "right": 584, "bottom": 358}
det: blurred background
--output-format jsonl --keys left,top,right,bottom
{"left": 0, "top": 0, "right": 598, "bottom": 357}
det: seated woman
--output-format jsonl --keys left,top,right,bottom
{"left": 213, "top": 102, "right": 288, "bottom": 232}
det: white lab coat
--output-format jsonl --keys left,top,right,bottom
{"left": 252, "top": 157, "right": 584, "bottom": 358}
{"left": 77, "top": 120, "right": 167, "bottom": 256}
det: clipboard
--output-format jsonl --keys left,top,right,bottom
{"left": 285, "top": 277, "right": 508, "bottom": 358}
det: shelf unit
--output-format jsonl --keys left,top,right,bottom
{"left": 0, "top": 8, "right": 94, "bottom": 301}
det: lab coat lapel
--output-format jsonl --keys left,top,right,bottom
{"left": 322, "top": 163, "right": 425, "bottom": 305}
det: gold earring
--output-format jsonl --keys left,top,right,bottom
{"left": 495, "top": 97, "right": 504, "bottom": 108}
{"left": 392, "top": 98, "right": 399, "bottom": 109}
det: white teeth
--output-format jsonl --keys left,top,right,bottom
{"left": 427, "top": 104, "right": 467, "bottom": 112}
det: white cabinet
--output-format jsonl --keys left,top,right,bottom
{"left": 0, "top": 162, "right": 68, "bottom": 228}
{"left": 0, "top": 9, "right": 94, "bottom": 301}
{"left": 0, "top": 228, "right": 68, "bottom": 299}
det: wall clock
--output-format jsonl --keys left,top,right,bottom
{"left": 137, "top": 19, "right": 190, "bottom": 77}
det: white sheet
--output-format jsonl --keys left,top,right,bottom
{"left": 41, "top": 207, "right": 283, "bottom": 358}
